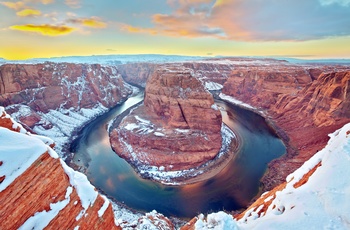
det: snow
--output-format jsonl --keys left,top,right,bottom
{"left": 98, "top": 195, "right": 110, "bottom": 217}
{"left": 60, "top": 158, "right": 98, "bottom": 218}
{"left": 193, "top": 122, "right": 350, "bottom": 230}
{"left": 195, "top": 212, "right": 238, "bottom": 230}
{"left": 31, "top": 103, "right": 108, "bottom": 159}
{"left": 154, "top": 132, "right": 165, "bottom": 137}
{"left": 205, "top": 81, "right": 224, "bottom": 91}
{"left": 0, "top": 127, "right": 49, "bottom": 192}
{"left": 125, "top": 123, "right": 139, "bottom": 131}
{"left": 19, "top": 186, "right": 72, "bottom": 230}
{"left": 0, "top": 109, "right": 175, "bottom": 229}
{"left": 211, "top": 104, "right": 219, "bottom": 111}
{"left": 219, "top": 93, "right": 256, "bottom": 110}
{"left": 137, "top": 124, "right": 235, "bottom": 184}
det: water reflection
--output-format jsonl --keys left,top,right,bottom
{"left": 70, "top": 92, "right": 285, "bottom": 218}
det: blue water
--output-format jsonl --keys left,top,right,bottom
{"left": 70, "top": 92, "right": 285, "bottom": 218}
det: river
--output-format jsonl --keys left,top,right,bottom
{"left": 70, "top": 91, "right": 285, "bottom": 219}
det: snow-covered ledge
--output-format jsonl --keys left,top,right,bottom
{"left": 194, "top": 122, "right": 350, "bottom": 229}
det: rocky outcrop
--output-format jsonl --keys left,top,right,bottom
{"left": 260, "top": 71, "right": 350, "bottom": 189}
{"left": 182, "top": 122, "right": 350, "bottom": 229}
{"left": 0, "top": 108, "right": 175, "bottom": 230}
{"left": 222, "top": 69, "right": 350, "bottom": 190}
{"left": 0, "top": 108, "right": 119, "bottom": 230}
{"left": 0, "top": 62, "right": 132, "bottom": 127}
{"left": 118, "top": 59, "right": 350, "bottom": 190}
{"left": 0, "top": 63, "right": 133, "bottom": 156}
{"left": 118, "top": 63, "right": 160, "bottom": 87}
{"left": 110, "top": 67, "right": 222, "bottom": 174}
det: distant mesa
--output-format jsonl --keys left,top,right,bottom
{"left": 109, "top": 66, "right": 226, "bottom": 183}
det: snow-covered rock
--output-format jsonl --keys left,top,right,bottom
{"left": 0, "top": 108, "right": 175, "bottom": 230}
{"left": 189, "top": 122, "right": 350, "bottom": 230}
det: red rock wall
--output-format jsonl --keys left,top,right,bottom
{"left": 0, "top": 63, "right": 132, "bottom": 113}
{"left": 110, "top": 67, "right": 223, "bottom": 171}
{"left": 222, "top": 69, "right": 350, "bottom": 190}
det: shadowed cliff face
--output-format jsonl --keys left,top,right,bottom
{"left": 110, "top": 67, "right": 222, "bottom": 172}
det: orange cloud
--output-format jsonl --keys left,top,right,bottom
{"left": 67, "top": 17, "right": 107, "bottom": 28}
{"left": 0, "top": 1, "right": 25, "bottom": 10}
{"left": 10, "top": 24, "right": 75, "bottom": 36}
{"left": 16, "top": 8, "right": 41, "bottom": 17}
{"left": 121, "top": 24, "right": 157, "bottom": 35}
{"left": 39, "top": 0, "right": 54, "bottom": 4}
{"left": 120, "top": 0, "right": 227, "bottom": 39}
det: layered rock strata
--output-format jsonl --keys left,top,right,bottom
{"left": 0, "top": 108, "right": 175, "bottom": 230}
{"left": 0, "top": 63, "right": 132, "bottom": 113}
{"left": 118, "top": 59, "right": 350, "bottom": 189}
{"left": 110, "top": 67, "right": 222, "bottom": 173}
{"left": 0, "top": 63, "right": 133, "bottom": 156}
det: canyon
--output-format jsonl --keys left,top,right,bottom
{"left": 0, "top": 107, "right": 175, "bottom": 229}
{"left": 0, "top": 57, "right": 350, "bottom": 229}
{"left": 109, "top": 67, "right": 225, "bottom": 182}
{"left": 0, "top": 62, "right": 133, "bottom": 155}
{"left": 118, "top": 59, "right": 350, "bottom": 190}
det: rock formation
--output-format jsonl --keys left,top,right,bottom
{"left": 110, "top": 67, "right": 222, "bottom": 174}
{"left": 0, "top": 63, "right": 133, "bottom": 156}
{"left": 0, "top": 63, "right": 132, "bottom": 113}
{"left": 0, "top": 108, "right": 175, "bottom": 230}
{"left": 182, "top": 121, "right": 350, "bottom": 229}
{"left": 118, "top": 59, "right": 350, "bottom": 190}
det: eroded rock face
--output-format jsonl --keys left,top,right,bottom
{"left": 0, "top": 63, "right": 133, "bottom": 155}
{"left": 222, "top": 69, "right": 350, "bottom": 190}
{"left": 0, "top": 108, "right": 175, "bottom": 230}
{"left": 0, "top": 63, "right": 132, "bottom": 113}
{"left": 110, "top": 67, "right": 222, "bottom": 172}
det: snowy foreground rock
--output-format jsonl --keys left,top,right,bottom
{"left": 0, "top": 107, "right": 174, "bottom": 230}
{"left": 188, "top": 122, "right": 350, "bottom": 230}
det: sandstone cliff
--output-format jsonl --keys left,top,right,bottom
{"left": 118, "top": 59, "right": 350, "bottom": 190}
{"left": 226, "top": 70, "right": 350, "bottom": 190}
{"left": 0, "top": 63, "right": 133, "bottom": 156}
{"left": 110, "top": 67, "right": 223, "bottom": 178}
{"left": 0, "top": 108, "right": 175, "bottom": 230}
{"left": 183, "top": 122, "right": 350, "bottom": 229}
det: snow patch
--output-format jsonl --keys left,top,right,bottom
{"left": 59, "top": 159, "right": 98, "bottom": 218}
{"left": 98, "top": 195, "right": 110, "bottom": 217}
{"left": 19, "top": 186, "right": 72, "bottom": 230}
{"left": 0, "top": 127, "right": 48, "bottom": 192}
{"left": 195, "top": 211, "right": 238, "bottom": 230}
{"left": 205, "top": 81, "right": 223, "bottom": 91}
{"left": 219, "top": 93, "right": 256, "bottom": 110}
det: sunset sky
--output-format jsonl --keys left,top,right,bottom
{"left": 1, "top": 0, "right": 350, "bottom": 60}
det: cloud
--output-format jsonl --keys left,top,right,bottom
{"left": 121, "top": 0, "right": 225, "bottom": 38}
{"left": 64, "top": 0, "right": 80, "bottom": 8}
{"left": 10, "top": 24, "right": 75, "bottom": 36}
{"left": 121, "top": 0, "right": 350, "bottom": 42}
{"left": 67, "top": 16, "right": 107, "bottom": 28}
{"left": 16, "top": 8, "right": 41, "bottom": 17}
{"left": 0, "top": 1, "right": 26, "bottom": 10}
{"left": 39, "top": 0, "right": 54, "bottom": 4}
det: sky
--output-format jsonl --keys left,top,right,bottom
{"left": 0, "top": 0, "right": 350, "bottom": 60}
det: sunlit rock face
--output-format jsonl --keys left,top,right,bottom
{"left": 0, "top": 63, "right": 133, "bottom": 155}
{"left": 110, "top": 67, "right": 222, "bottom": 172}
{"left": 0, "top": 63, "right": 132, "bottom": 114}
{"left": 222, "top": 68, "right": 350, "bottom": 190}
